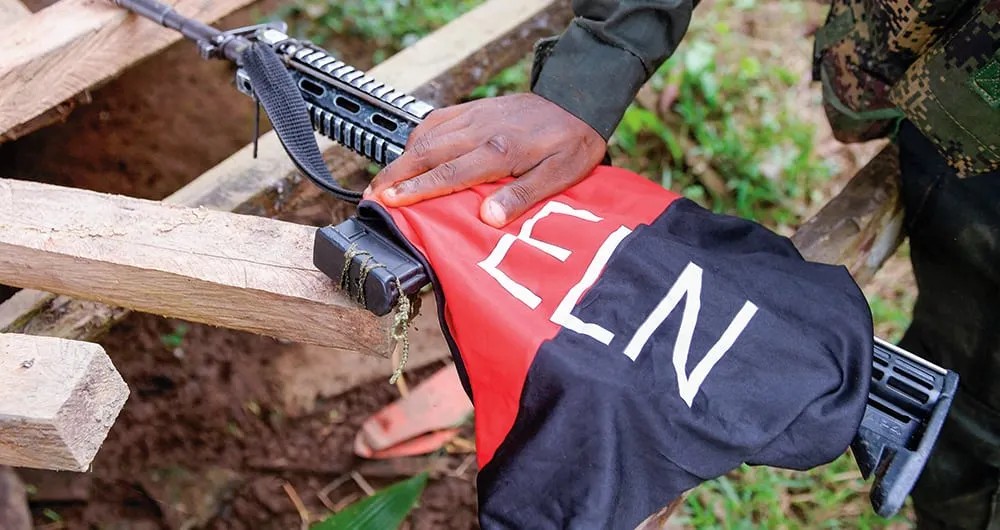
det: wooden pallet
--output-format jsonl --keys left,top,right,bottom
{"left": 0, "top": 0, "right": 576, "bottom": 473}
{"left": 0, "top": 0, "right": 904, "bottom": 523}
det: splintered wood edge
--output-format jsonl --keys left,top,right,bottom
{"left": 791, "top": 143, "right": 904, "bottom": 287}
{"left": 0, "top": 333, "right": 129, "bottom": 471}
{"left": 0, "top": 0, "right": 574, "bottom": 346}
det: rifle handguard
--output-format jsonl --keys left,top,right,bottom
{"left": 852, "top": 338, "right": 959, "bottom": 517}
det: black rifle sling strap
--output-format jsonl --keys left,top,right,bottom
{"left": 240, "top": 42, "right": 364, "bottom": 204}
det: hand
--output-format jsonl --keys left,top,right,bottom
{"left": 363, "top": 92, "right": 607, "bottom": 228}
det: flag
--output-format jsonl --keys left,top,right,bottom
{"left": 360, "top": 165, "right": 874, "bottom": 529}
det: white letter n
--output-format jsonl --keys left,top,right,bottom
{"left": 622, "top": 262, "right": 759, "bottom": 407}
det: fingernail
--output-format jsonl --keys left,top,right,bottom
{"left": 483, "top": 200, "right": 506, "bottom": 225}
{"left": 382, "top": 187, "right": 398, "bottom": 201}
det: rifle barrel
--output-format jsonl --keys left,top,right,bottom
{"left": 113, "top": 0, "right": 222, "bottom": 45}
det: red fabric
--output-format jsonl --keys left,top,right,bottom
{"left": 375, "top": 166, "right": 681, "bottom": 466}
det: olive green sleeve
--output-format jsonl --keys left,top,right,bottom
{"left": 530, "top": 0, "right": 696, "bottom": 140}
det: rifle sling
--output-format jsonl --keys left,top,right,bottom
{"left": 240, "top": 42, "right": 364, "bottom": 204}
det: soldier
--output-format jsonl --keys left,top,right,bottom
{"left": 364, "top": 1, "right": 1000, "bottom": 528}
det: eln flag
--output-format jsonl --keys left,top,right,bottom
{"left": 361, "top": 165, "right": 874, "bottom": 529}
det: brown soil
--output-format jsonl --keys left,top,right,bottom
{"left": 1, "top": 3, "right": 480, "bottom": 528}
{"left": 24, "top": 312, "right": 479, "bottom": 530}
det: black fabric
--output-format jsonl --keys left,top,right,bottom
{"left": 240, "top": 43, "right": 362, "bottom": 203}
{"left": 894, "top": 119, "right": 1000, "bottom": 530}
{"left": 477, "top": 198, "right": 874, "bottom": 529}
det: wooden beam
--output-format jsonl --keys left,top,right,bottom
{"left": 0, "top": 178, "right": 395, "bottom": 353}
{"left": 0, "top": 90, "right": 92, "bottom": 144}
{"left": 0, "top": 0, "right": 573, "bottom": 343}
{"left": 0, "top": 0, "right": 29, "bottom": 25}
{"left": 791, "top": 144, "right": 904, "bottom": 287}
{"left": 0, "top": 332, "right": 129, "bottom": 471}
{"left": 0, "top": 0, "right": 258, "bottom": 139}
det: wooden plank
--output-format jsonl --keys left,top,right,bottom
{"left": 0, "top": 0, "right": 573, "bottom": 344}
{"left": 0, "top": 0, "right": 28, "bottom": 25}
{"left": 0, "top": 90, "right": 92, "bottom": 143}
{"left": 791, "top": 144, "right": 904, "bottom": 286}
{"left": 0, "top": 332, "right": 129, "bottom": 471}
{"left": 0, "top": 0, "right": 258, "bottom": 139}
{"left": 0, "top": 178, "right": 395, "bottom": 353}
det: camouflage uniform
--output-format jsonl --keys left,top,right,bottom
{"left": 528, "top": 0, "right": 1000, "bottom": 527}
{"left": 813, "top": 0, "right": 1000, "bottom": 177}
{"left": 813, "top": 2, "right": 1000, "bottom": 528}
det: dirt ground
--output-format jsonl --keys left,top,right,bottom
{"left": 0, "top": 4, "right": 481, "bottom": 529}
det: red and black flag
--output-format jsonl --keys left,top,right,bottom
{"left": 360, "top": 165, "right": 874, "bottom": 529}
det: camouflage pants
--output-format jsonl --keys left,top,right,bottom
{"left": 894, "top": 120, "right": 1000, "bottom": 530}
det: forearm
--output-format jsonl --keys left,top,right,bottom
{"left": 530, "top": 0, "right": 696, "bottom": 140}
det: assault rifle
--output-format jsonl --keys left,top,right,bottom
{"left": 111, "top": 0, "right": 958, "bottom": 519}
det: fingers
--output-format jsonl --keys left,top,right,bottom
{"left": 366, "top": 129, "right": 479, "bottom": 198}
{"left": 379, "top": 142, "right": 512, "bottom": 207}
{"left": 480, "top": 152, "right": 600, "bottom": 228}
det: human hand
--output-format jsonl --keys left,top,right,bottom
{"left": 362, "top": 92, "right": 607, "bottom": 228}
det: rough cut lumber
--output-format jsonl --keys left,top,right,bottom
{"left": 0, "top": 0, "right": 573, "bottom": 344}
{"left": 0, "top": 90, "right": 93, "bottom": 143}
{"left": 0, "top": 0, "right": 28, "bottom": 25}
{"left": 0, "top": 332, "right": 129, "bottom": 471}
{"left": 0, "top": 0, "right": 258, "bottom": 140}
{"left": 0, "top": 178, "right": 395, "bottom": 354}
{"left": 791, "top": 144, "right": 904, "bottom": 287}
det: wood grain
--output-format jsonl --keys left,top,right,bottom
{"left": 0, "top": 0, "right": 28, "bottom": 25}
{"left": 0, "top": 332, "right": 129, "bottom": 471}
{"left": 0, "top": 0, "right": 573, "bottom": 345}
{"left": 0, "top": 0, "right": 258, "bottom": 138}
{"left": 0, "top": 178, "right": 395, "bottom": 353}
{"left": 791, "top": 144, "right": 904, "bottom": 287}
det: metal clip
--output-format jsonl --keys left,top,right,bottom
{"left": 198, "top": 21, "right": 290, "bottom": 60}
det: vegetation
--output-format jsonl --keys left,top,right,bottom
{"left": 265, "top": 0, "right": 919, "bottom": 527}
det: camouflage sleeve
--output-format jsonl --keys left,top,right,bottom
{"left": 529, "top": 0, "right": 696, "bottom": 141}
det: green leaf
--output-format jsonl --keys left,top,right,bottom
{"left": 311, "top": 472, "right": 429, "bottom": 530}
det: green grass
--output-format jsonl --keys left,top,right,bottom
{"left": 675, "top": 452, "right": 914, "bottom": 529}
{"left": 264, "top": 0, "right": 919, "bottom": 527}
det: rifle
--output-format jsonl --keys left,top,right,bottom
{"left": 110, "top": 0, "right": 958, "bottom": 519}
